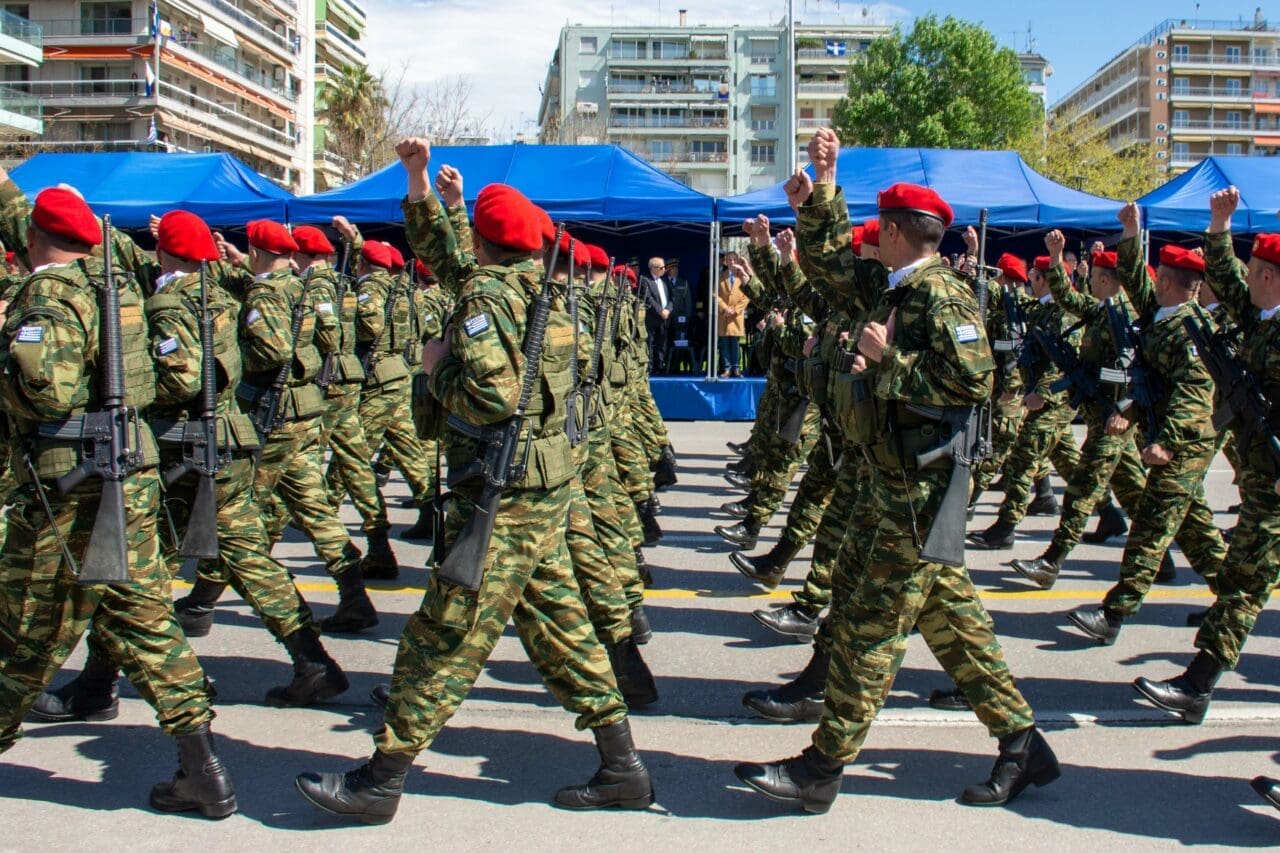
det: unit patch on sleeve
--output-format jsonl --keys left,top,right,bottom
{"left": 464, "top": 313, "right": 491, "bottom": 337}
{"left": 954, "top": 323, "right": 979, "bottom": 343}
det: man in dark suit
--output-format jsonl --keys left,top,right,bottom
{"left": 640, "top": 256, "right": 674, "bottom": 373}
{"left": 665, "top": 259, "right": 695, "bottom": 373}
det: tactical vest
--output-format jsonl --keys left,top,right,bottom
{"left": 359, "top": 272, "right": 411, "bottom": 386}
{"left": 6, "top": 258, "right": 160, "bottom": 482}
{"left": 403, "top": 285, "right": 425, "bottom": 371}
{"left": 332, "top": 269, "right": 365, "bottom": 386}
{"left": 241, "top": 276, "right": 323, "bottom": 420}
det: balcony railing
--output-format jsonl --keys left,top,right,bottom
{"left": 0, "top": 8, "right": 41, "bottom": 49}
{"left": 1171, "top": 119, "right": 1256, "bottom": 131}
{"left": 797, "top": 82, "right": 846, "bottom": 94}
{"left": 640, "top": 150, "right": 729, "bottom": 163}
{"left": 1174, "top": 52, "right": 1280, "bottom": 67}
{"left": 158, "top": 81, "right": 296, "bottom": 153}
{"left": 1170, "top": 85, "right": 1257, "bottom": 98}
{"left": 796, "top": 47, "right": 851, "bottom": 59}
{"left": 24, "top": 79, "right": 146, "bottom": 99}
{"left": 323, "top": 21, "right": 365, "bottom": 61}
{"left": 205, "top": 0, "right": 298, "bottom": 55}
{"left": 36, "top": 17, "right": 146, "bottom": 38}
{"left": 609, "top": 116, "right": 729, "bottom": 129}
{"left": 171, "top": 37, "right": 296, "bottom": 101}
{"left": 609, "top": 49, "right": 729, "bottom": 62}
{"left": 0, "top": 82, "right": 40, "bottom": 123}
{"left": 796, "top": 117, "right": 828, "bottom": 128}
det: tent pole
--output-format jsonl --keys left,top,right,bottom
{"left": 708, "top": 221, "right": 720, "bottom": 381}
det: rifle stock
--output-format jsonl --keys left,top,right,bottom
{"left": 778, "top": 394, "right": 810, "bottom": 444}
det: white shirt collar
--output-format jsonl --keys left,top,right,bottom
{"left": 154, "top": 271, "right": 182, "bottom": 292}
{"left": 30, "top": 262, "right": 69, "bottom": 274}
{"left": 1261, "top": 304, "right": 1280, "bottom": 322}
{"left": 1038, "top": 293, "right": 1053, "bottom": 305}
{"left": 1154, "top": 300, "right": 1190, "bottom": 323}
{"left": 887, "top": 257, "right": 929, "bottom": 289}
{"left": 1203, "top": 302, "right": 1219, "bottom": 312}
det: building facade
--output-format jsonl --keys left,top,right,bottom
{"left": 1051, "top": 14, "right": 1280, "bottom": 175}
{"left": 0, "top": 6, "right": 42, "bottom": 137}
{"left": 537, "top": 18, "right": 891, "bottom": 196}
{"left": 312, "top": 0, "right": 365, "bottom": 188}
{"left": 9, "top": 0, "right": 365, "bottom": 192}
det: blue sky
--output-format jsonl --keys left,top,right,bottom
{"left": 364, "top": 1, "right": 1271, "bottom": 136}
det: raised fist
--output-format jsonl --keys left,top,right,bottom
{"left": 395, "top": 137, "right": 430, "bottom": 173}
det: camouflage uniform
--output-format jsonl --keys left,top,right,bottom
{"left": 1093, "top": 237, "right": 1226, "bottom": 619}
{"left": 971, "top": 282, "right": 1036, "bottom": 495}
{"left": 798, "top": 184, "right": 1035, "bottom": 758}
{"left": 0, "top": 255, "right": 212, "bottom": 750}
{"left": 377, "top": 198, "right": 625, "bottom": 757}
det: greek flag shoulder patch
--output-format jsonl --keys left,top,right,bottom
{"left": 157, "top": 337, "right": 179, "bottom": 356}
{"left": 954, "top": 323, "right": 979, "bottom": 343}
{"left": 358, "top": 292, "right": 371, "bottom": 303}
{"left": 15, "top": 325, "right": 42, "bottom": 343}
{"left": 316, "top": 301, "right": 334, "bottom": 314}
{"left": 245, "top": 308, "right": 263, "bottom": 325}
{"left": 464, "top": 313, "right": 491, "bottom": 337}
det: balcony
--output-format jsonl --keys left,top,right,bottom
{"left": 608, "top": 115, "right": 729, "bottom": 132}
{"left": 319, "top": 21, "right": 365, "bottom": 66}
{"left": 156, "top": 81, "right": 297, "bottom": 159}
{"left": 796, "top": 47, "right": 853, "bottom": 62}
{"left": 0, "top": 83, "right": 41, "bottom": 134}
{"left": 168, "top": 36, "right": 297, "bottom": 104}
{"left": 607, "top": 50, "right": 729, "bottom": 66}
{"left": 203, "top": 0, "right": 298, "bottom": 58}
{"left": 1169, "top": 85, "right": 1256, "bottom": 101}
{"left": 796, "top": 81, "right": 846, "bottom": 95}
{"left": 36, "top": 16, "right": 146, "bottom": 41}
{"left": 0, "top": 8, "right": 41, "bottom": 66}
{"left": 1170, "top": 118, "right": 1257, "bottom": 134}
{"left": 796, "top": 117, "right": 829, "bottom": 129}
{"left": 25, "top": 79, "right": 146, "bottom": 107}
{"left": 1172, "top": 52, "right": 1280, "bottom": 70}
{"left": 639, "top": 150, "right": 729, "bottom": 165}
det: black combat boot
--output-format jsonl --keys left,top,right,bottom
{"left": 650, "top": 494, "right": 662, "bottom": 514}
{"left": 150, "top": 725, "right": 237, "bottom": 819}
{"left": 634, "top": 548, "right": 654, "bottom": 588}
{"left": 734, "top": 745, "right": 844, "bottom": 814}
{"left": 296, "top": 749, "right": 415, "bottom": 825}
{"left": 1132, "top": 650, "right": 1225, "bottom": 725}
{"left": 1066, "top": 607, "right": 1123, "bottom": 645}
{"left": 731, "top": 537, "right": 804, "bottom": 589}
{"left": 960, "top": 726, "right": 1060, "bottom": 806}
{"left": 1185, "top": 607, "right": 1208, "bottom": 627}
{"left": 742, "top": 647, "right": 829, "bottom": 722}
{"left": 752, "top": 603, "right": 822, "bottom": 641}
{"left": 266, "top": 628, "right": 350, "bottom": 707}
{"left": 173, "top": 578, "right": 227, "bottom": 638}
{"left": 372, "top": 454, "right": 391, "bottom": 488}
{"left": 1082, "top": 500, "right": 1128, "bottom": 544}
{"left": 320, "top": 564, "right": 379, "bottom": 633}
{"left": 968, "top": 518, "right": 1015, "bottom": 550}
{"left": 400, "top": 503, "right": 436, "bottom": 542}
{"left": 636, "top": 499, "right": 663, "bottom": 546}
{"left": 360, "top": 526, "right": 400, "bottom": 580}
{"left": 607, "top": 638, "right": 659, "bottom": 708}
{"left": 554, "top": 719, "right": 654, "bottom": 810}
{"left": 967, "top": 492, "right": 981, "bottom": 522}
{"left": 928, "top": 686, "right": 972, "bottom": 711}
{"left": 714, "top": 518, "right": 761, "bottom": 550}
{"left": 652, "top": 444, "right": 678, "bottom": 491}
{"left": 1252, "top": 777, "right": 1280, "bottom": 811}
{"left": 1025, "top": 477, "right": 1059, "bottom": 516}
{"left": 725, "top": 469, "right": 752, "bottom": 490}
{"left": 370, "top": 683, "right": 390, "bottom": 708}
{"left": 28, "top": 652, "right": 120, "bottom": 722}
{"left": 720, "top": 493, "right": 753, "bottom": 518}
{"left": 1010, "top": 543, "right": 1065, "bottom": 590}
{"left": 630, "top": 604, "right": 653, "bottom": 645}
{"left": 1155, "top": 551, "right": 1176, "bottom": 584}
{"left": 728, "top": 455, "right": 752, "bottom": 475}
{"left": 726, "top": 440, "right": 748, "bottom": 456}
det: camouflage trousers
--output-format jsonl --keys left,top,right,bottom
{"left": 584, "top": 423, "right": 645, "bottom": 610}
{"left": 608, "top": 381, "right": 653, "bottom": 506}
{"left": 567, "top": 464, "right": 634, "bottom": 646}
{"left": 802, "top": 452, "right": 872, "bottom": 623}
{"left": 1195, "top": 467, "right": 1280, "bottom": 668}
{"left": 629, "top": 373, "right": 670, "bottom": 466}
{"left": 996, "top": 404, "right": 1081, "bottom": 526}
{"left": 317, "top": 383, "right": 384, "bottom": 532}
{"left": 1050, "top": 406, "right": 1149, "bottom": 555}
{"left": 747, "top": 395, "right": 822, "bottom": 528}
{"left": 0, "top": 471, "right": 213, "bottom": 751}
{"left": 1103, "top": 438, "right": 1226, "bottom": 616}
{"left": 207, "top": 415, "right": 360, "bottom": 585}
{"left": 775, "top": 419, "right": 840, "bottom": 554}
{"left": 375, "top": 479, "right": 626, "bottom": 757}
{"left": 375, "top": 383, "right": 435, "bottom": 505}
{"left": 746, "top": 376, "right": 783, "bottom": 459}
{"left": 813, "top": 464, "right": 1035, "bottom": 762}
{"left": 971, "top": 405, "right": 1025, "bottom": 495}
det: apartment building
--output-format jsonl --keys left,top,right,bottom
{"left": 537, "top": 18, "right": 891, "bottom": 196}
{"left": 0, "top": 6, "right": 42, "bottom": 137}
{"left": 11, "top": 0, "right": 366, "bottom": 192}
{"left": 1051, "top": 14, "right": 1280, "bottom": 175}
{"left": 313, "top": 0, "right": 365, "bottom": 188}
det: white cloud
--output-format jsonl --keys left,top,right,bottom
{"left": 362, "top": 0, "right": 909, "bottom": 138}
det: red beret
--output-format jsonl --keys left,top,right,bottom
{"left": 996, "top": 252, "right": 1028, "bottom": 283}
{"left": 1033, "top": 256, "right": 1052, "bottom": 272}
{"left": 156, "top": 210, "right": 219, "bottom": 263}
{"left": 4, "top": 251, "right": 13, "bottom": 264}
{"left": 586, "top": 244, "right": 610, "bottom": 271}
{"left": 361, "top": 240, "right": 393, "bottom": 270}
{"left": 292, "top": 225, "right": 334, "bottom": 256}
{"left": 877, "top": 182, "right": 954, "bottom": 228}
{"left": 1159, "top": 244, "right": 1205, "bottom": 273}
{"left": 538, "top": 208, "right": 555, "bottom": 243}
{"left": 612, "top": 264, "right": 637, "bottom": 284}
{"left": 247, "top": 219, "right": 298, "bottom": 255}
{"left": 32, "top": 187, "right": 101, "bottom": 246}
{"left": 1090, "top": 250, "right": 1118, "bottom": 270}
{"left": 850, "top": 225, "right": 864, "bottom": 255}
{"left": 863, "top": 219, "right": 881, "bottom": 247}
{"left": 572, "top": 240, "right": 590, "bottom": 269}
{"left": 386, "top": 245, "right": 405, "bottom": 272}
{"left": 556, "top": 230, "right": 574, "bottom": 258}
{"left": 473, "top": 184, "right": 543, "bottom": 253}
{"left": 415, "top": 259, "right": 434, "bottom": 280}
{"left": 1251, "top": 233, "right": 1280, "bottom": 266}
{"left": 1146, "top": 264, "right": 1158, "bottom": 282}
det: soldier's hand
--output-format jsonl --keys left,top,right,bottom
{"left": 1091, "top": 240, "right": 1106, "bottom": 255}
{"left": 850, "top": 354, "right": 868, "bottom": 373}
{"left": 756, "top": 317, "right": 767, "bottom": 331}
{"left": 1045, "top": 229, "right": 1066, "bottom": 258}
{"left": 963, "top": 225, "right": 979, "bottom": 254}
{"left": 421, "top": 329, "right": 451, "bottom": 375}
{"left": 784, "top": 169, "right": 813, "bottom": 210}
{"left": 396, "top": 137, "right": 431, "bottom": 173}
{"left": 1208, "top": 187, "right": 1239, "bottom": 233}
{"left": 214, "top": 231, "right": 244, "bottom": 264}
{"left": 857, "top": 311, "right": 893, "bottom": 363}
{"left": 331, "top": 215, "right": 357, "bottom": 240}
{"left": 809, "top": 128, "right": 839, "bottom": 182}
{"left": 0, "top": 298, "right": 8, "bottom": 328}
{"left": 149, "top": 214, "right": 161, "bottom": 240}
{"left": 435, "top": 164, "right": 464, "bottom": 207}
{"left": 1141, "top": 443, "right": 1172, "bottom": 466}
{"left": 776, "top": 228, "right": 797, "bottom": 265}
{"left": 1105, "top": 412, "right": 1131, "bottom": 435}
{"left": 802, "top": 334, "right": 818, "bottom": 357}
{"left": 1118, "top": 201, "right": 1141, "bottom": 237}
{"left": 1023, "top": 392, "right": 1045, "bottom": 411}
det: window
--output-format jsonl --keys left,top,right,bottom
{"left": 80, "top": 120, "right": 133, "bottom": 142}
{"left": 1225, "top": 78, "right": 1242, "bottom": 95}
{"left": 1256, "top": 47, "right": 1270, "bottom": 65}
{"left": 750, "top": 74, "right": 776, "bottom": 97}
{"left": 1156, "top": 78, "right": 1166, "bottom": 86}
{"left": 688, "top": 139, "right": 725, "bottom": 161}
{"left": 652, "top": 40, "right": 688, "bottom": 60}
{"left": 1155, "top": 64, "right": 1167, "bottom": 72}
{"left": 1024, "top": 68, "right": 1044, "bottom": 85}
{"left": 1172, "top": 77, "right": 1189, "bottom": 94}
{"left": 579, "top": 36, "right": 597, "bottom": 55}
{"left": 79, "top": 62, "right": 134, "bottom": 96}
{"left": 1226, "top": 142, "right": 1243, "bottom": 155}
{"left": 80, "top": 2, "right": 133, "bottom": 35}
{"left": 1226, "top": 110, "right": 1243, "bottom": 128}
{"left": 1156, "top": 92, "right": 1167, "bottom": 100}
{"left": 1173, "top": 44, "right": 1189, "bottom": 62}
{"left": 1226, "top": 46, "right": 1242, "bottom": 64}
{"left": 4, "top": 5, "right": 30, "bottom": 19}
{"left": 612, "top": 40, "right": 645, "bottom": 59}
{"left": 751, "top": 142, "right": 776, "bottom": 164}
{"left": 1172, "top": 109, "right": 1189, "bottom": 127}
{"left": 750, "top": 105, "right": 776, "bottom": 131}
{"left": 577, "top": 72, "right": 594, "bottom": 90}
{"left": 748, "top": 38, "right": 776, "bottom": 64}
{"left": 1173, "top": 141, "right": 1190, "bottom": 160}
{"left": 646, "top": 139, "right": 674, "bottom": 160}
{"left": 1156, "top": 49, "right": 1167, "bottom": 59}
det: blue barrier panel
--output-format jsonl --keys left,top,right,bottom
{"left": 649, "top": 377, "right": 765, "bottom": 421}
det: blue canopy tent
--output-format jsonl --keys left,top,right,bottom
{"left": 1138, "top": 156, "right": 1280, "bottom": 234}
{"left": 290, "top": 144, "right": 716, "bottom": 231}
{"left": 11, "top": 152, "right": 293, "bottom": 228}
{"left": 715, "top": 147, "right": 1123, "bottom": 232}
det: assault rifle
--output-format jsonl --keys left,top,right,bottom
{"left": 315, "top": 266, "right": 344, "bottom": 389}
{"left": 1184, "top": 306, "right": 1280, "bottom": 471}
{"left": 1029, "top": 323, "right": 1111, "bottom": 414}
{"left": 994, "top": 288, "right": 1029, "bottom": 393}
{"left": 162, "top": 262, "right": 223, "bottom": 559}
{"left": 1105, "top": 299, "right": 1160, "bottom": 444}
{"left": 46, "top": 216, "right": 143, "bottom": 583}
{"left": 436, "top": 224, "right": 565, "bottom": 590}
{"left": 911, "top": 209, "right": 993, "bottom": 568}
{"left": 565, "top": 241, "right": 588, "bottom": 447}
{"left": 578, "top": 255, "right": 615, "bottom": 426}
{"left": 249, "top": 292, "right": 307, "bottom": 437}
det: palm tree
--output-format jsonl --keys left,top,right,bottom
{"left": 318, "top": 64, "right": 388, "bottom": 183}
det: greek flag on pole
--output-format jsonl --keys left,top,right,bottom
{"left": 144, "top": 62, "right": 155, "bottom": 96}
{"left": 150, "top": 0, "right": 160, "bottom": 38}
{"left": 825, "top": 41, "right": 847, "bottom": 57}
{"left": 146, "top": 115, "right": 158, "bottom": 144}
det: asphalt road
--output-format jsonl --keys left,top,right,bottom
{"left": 2, "top": 421, "right": 1278, "bottom": 851}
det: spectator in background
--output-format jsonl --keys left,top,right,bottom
{"left": 640, "top": 257, "right": 674, "bottom": 373}
{"left": 717, "top": 253, "right": 750, "bottom": 378}
{"left": 665, "top": 259, "right": 696, "bottom": 373}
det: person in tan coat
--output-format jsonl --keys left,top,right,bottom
{"left": 717, "top": 253, "right": 751, "bottom": 377}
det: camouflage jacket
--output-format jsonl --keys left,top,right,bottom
{"left": 1023, "top": 291, "right": 1082, "bottom": 409}
{"left": 402, "top": 194, "right": 478, "bottom": 298}
{"left": 355, "top": 269, "right": 412, "bottom": 382}
{"left": 299, "top": 263, "right": 342, "bottom": 358}
{"left": 1117, "top": 234, "right": 1217, "bottom": 448}
{"left": 145, "top": 269, "right": 242, "bottom": 417}
{"left": 1045, "top": 263, "right": 1137, "bottom": 419}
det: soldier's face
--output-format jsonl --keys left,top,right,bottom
{"left": 1245, "top": 258, "right": 1280, "bottom": 308}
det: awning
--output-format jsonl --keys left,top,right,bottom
{"left": 1254, "top": 102, "right": 1280, "bottom": 114}
{"left": 1254, "top": 136, "right": 1280, "bottom": 146}
{"left": 199, "top": 12, "right": 239, "bottom": 48}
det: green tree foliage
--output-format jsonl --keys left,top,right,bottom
{"left": 1016, "top": 115, "right": 1165, "bottom": 202}
{"left": 833, "top": 15, "right": 1036, "bottom": 150}
{"left": 317, "top": 64, "right": 389, "bottom": 186}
